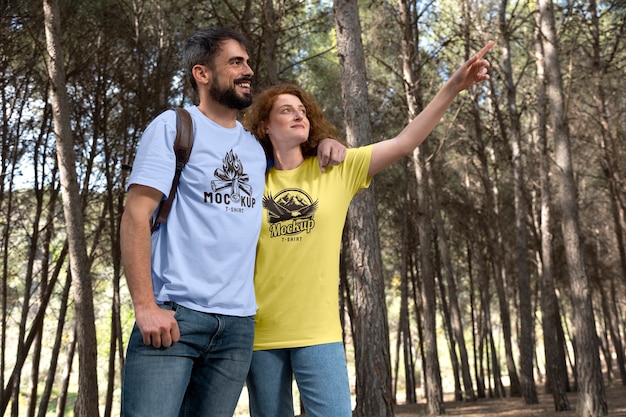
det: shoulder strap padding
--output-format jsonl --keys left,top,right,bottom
{"left": 151, "top": 107, "right": 194, "bottom": 233}
{"left": 172, "top": 107, "right": 194, "bottom": 164}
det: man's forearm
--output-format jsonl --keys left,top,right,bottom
{"left": 120, "top": 211, "right": 157, "bottom": 313}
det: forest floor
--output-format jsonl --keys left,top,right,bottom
{"left": 394, "top": 382, "right": 626, "bottom": 417}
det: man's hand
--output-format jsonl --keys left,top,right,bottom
{"left": 317, "top": 138, "right": 347, "bottom": 172}
{"left": 135, "top": 304, "right": 181, "bottom": 348}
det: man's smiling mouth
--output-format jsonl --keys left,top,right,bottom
{"left": 236, "top": 79, "right": 252, "bottom": 90}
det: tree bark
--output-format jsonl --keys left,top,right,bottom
{"left": 399, "top": 201, "right": 417, "bottom": 403}
{"left": 261, "top": 0, "right": 279, "bottom": 87}
{"left": 436, "top": 262, "right": 462, "bottom": 401}
{"left": 413, "top": 147, "right": 445, "bottom": 415}
{"left": 476, "top": 241, "right": 506, "bottom": 398}
{"left": 470, "top": 73, "right": 519, "bottom": 398}
{"left": 588, "top": 0, "right": 626, "bottom": 308}
{"left": 467, "top": 242, "right": 487, "bottom": 399}
{"left": 13, "top": 149, "right": 44, "bottom": 417}
{"left": 533, "top": 9, "right": 571, "bottom": 410}
{"left": 498, "top": 0, "right": 538, "bottom": 404}
{"left": 594, "top": 258, "right": 626, "bottom": 384}
{"left": 537, "top": 0, "right": 607, "bottom": 415}
{"left": 55, "top": 324, "right": 77, "bottom": 417}
{"left": 396, "top": 0, "right": 448, "bottom": 410}
{"left": 42, "top": 0, "right": 100, "bottom": 415}
{"left": 37, "top": 261, "right": 71, "bottom": 417}
{"left": 333, "top": 1, "right": 394, "bottom": 415}
{"left": 431, "top": 178, "right": 475, "bottom": 401}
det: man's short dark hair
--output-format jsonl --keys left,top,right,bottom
{"left": 183, "top": 27, "right": 249, "bottom": 93}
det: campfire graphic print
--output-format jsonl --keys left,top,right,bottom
{"left": 263, "top": 189, "right": 318, "bottom": 238}
{"left": 211, "top": 149, "right": 252, "bottom": 203}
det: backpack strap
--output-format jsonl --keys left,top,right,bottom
{"left": 151, "top": 108, "right": 194, "bottom": 233}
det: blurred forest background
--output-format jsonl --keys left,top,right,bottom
{"left": 2, "top": 0, "right": 625, "bottom": 416}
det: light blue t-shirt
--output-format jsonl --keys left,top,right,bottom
{"left": 128, "top": 106, "right": 266, "bottom": 316}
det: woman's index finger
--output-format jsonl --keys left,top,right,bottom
{"left": 476, "top": 40, "right": 495, "bottom": 60}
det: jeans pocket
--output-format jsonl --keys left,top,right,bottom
{"left": 161, "top": 301, "right": 182, "bottom": 320}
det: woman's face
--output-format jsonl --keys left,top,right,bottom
{"left": 265, "top": 94, "right": 310, "bottom": 148}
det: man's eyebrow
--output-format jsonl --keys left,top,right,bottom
{"left": 228, "top": 55, "right": 249, "bottom": 63}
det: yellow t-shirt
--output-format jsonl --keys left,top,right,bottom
{"left": 253, "top": 145, "right": 374, "bottom": 350}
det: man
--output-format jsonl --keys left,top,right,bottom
{"left": 120, "top": 27, "right": 343, "bottom": 417}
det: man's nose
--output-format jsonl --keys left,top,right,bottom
{"left": 243, "top": 62, "right": 254, "bottom": 76}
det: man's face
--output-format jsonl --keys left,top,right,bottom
{"left": 209, "top": 39, "right": 254, "bottom": 110}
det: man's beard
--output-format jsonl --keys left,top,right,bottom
{"left": 210, "top": 81, "right": 253, "bottom": 110}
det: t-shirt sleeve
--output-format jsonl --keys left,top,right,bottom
{"left": 339, "top": 144, "right": 374, "bottom": 196}
{"left": 127, "top": 110, "right": 177, "bottom": 197}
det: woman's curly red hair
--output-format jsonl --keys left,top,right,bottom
{"left": 242, "top": 84, "right": 348, "bottom": 161}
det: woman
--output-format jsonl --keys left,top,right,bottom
{"left": 243, "top": 41, "right": 494, "bottom": 417}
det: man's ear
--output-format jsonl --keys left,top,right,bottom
{"left": 192, "top": 65, "right": 211, "bottom": 87}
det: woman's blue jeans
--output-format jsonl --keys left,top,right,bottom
{"left": 246, "top": 342, "right": 352, "bottom": 417}
{"left": 121, "top": 303, "right": 255, "bottom": 417}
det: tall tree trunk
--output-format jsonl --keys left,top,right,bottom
{"left": 42, "top": 0, "right": 100, "bottom": 415}
{"left": 498, "top": 0, "right": 538, "bottom": 404}
{"left": 435, "top": 257, "right": 462, "bottom": 402}
{"left": 587, "top": 244, "right": 616, "bottom": 382}
{"left": 1, "top": 241, "right": 64, "bottom": 414}
{"left": 533, "top": 10, "right": 571, "bottom": 410}
{"left": 468, "top": 0, "right": 521, "bottom": 397}
{"left": 537, "top": 0, "right": 607, "bottom": 415}
{"left": 98, "top": 78, "right": 121, "bottom": 417}
{"left": 55, "top": 324, "right": 77, "bottom": 417}
{"left": 37, "top": 256, "right": 71, "bottom": 417}
{"left": 399, "top": 201, "right": 417, "bottom": 403}
{"left": 340, "top": 230, "right": 357, "bottom": 347}
{"left": 396, "top": 2, "right": 421, "bottom": 403}
{"left": 413, "top": 148, "right": 444, "bottom": 415}
{"left": 476, "top": 241, "right": 506, "bottom": 398}
{"left": 429, "top": 152, "right": 475, "bottom": 402}
{"left": 333, "top": 1, "right": 394, "bottom": 415}
{"left": 595, "top": 260, "right": 626, "bottom": 384}
{"left": 396, "top": 0, "right": 445, "bottom": 411}
{"left": 398, "top": 0, "right": 475, "bottom": 403}
{"left": 588, "top": 0, "right": 626, "bottom": 306}
{"left": 0, "top": 52, "right": 23, "bottom": 405}
{"left": 104, "top": 161, "right": 124, "bottom": 417}
{"left": 472, "top": 77, "right": 519, "bottom": 398}
{"left": 261, "top": 0, "right": 279, "bottom": 87}
{"left": 32, "top": 167, "right": 60, "bottom": 417}
{"left": 410, "top": 261, "right": 426, "bottom": 399}
{"left": 607, "top": 279, "right": 626, "bottom": 384}
{"left": 592, "top": 228, "right": 626, "bottom": 382}
{"left": 13, "top": 164, "right": 44, "bottom": 417}
{"left": 467, "top": 242, "right": 486, "bottom": 399}
{"left": 34, "top": 178, "right": 59, "bottom": 417}
{"left": 458, "top": 33, "right": 520, "bottom": 397}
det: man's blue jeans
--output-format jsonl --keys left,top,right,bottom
{"left": 246, "top": 342, "right": 352, "bottom": 417}
{"left": 121, "top": 303, "right": 254, "bottom": 417}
